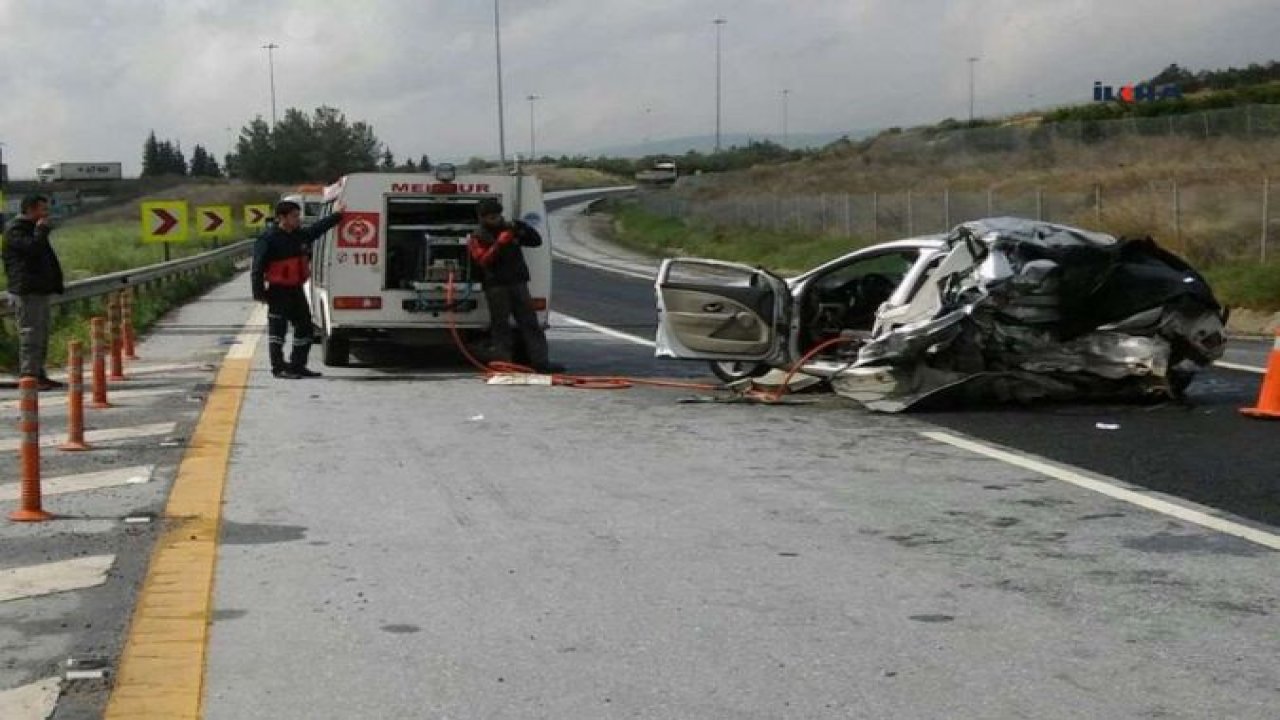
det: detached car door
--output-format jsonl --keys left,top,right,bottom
{"left": 654, "top": 258, "right": 791, "bottom": 363}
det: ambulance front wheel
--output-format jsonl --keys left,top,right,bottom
{"left": 322, "top": 330, "right": 350, "bottom": 367}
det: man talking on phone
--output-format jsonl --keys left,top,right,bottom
{"left": 3, "top": 195, "right": 65, "bottom": 390}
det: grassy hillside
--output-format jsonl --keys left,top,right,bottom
{"left": 526, "top": 165, "right": 629, "bottom": 191}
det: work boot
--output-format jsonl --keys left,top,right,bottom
{"left": 289, "top": 344, "right": 313, "bottom": 374}
{"left": 37, "top": 376, "right": 65, "bottom": 392}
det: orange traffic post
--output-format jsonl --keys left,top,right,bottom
{"left": 1241, "top": 330, "right": 1280, "bottom": 420}
{"left": 122, "top": 290, "right": 138, "bottom": 361}
{"left": 91, "top": 316, "right": 111, "bottom": 409}
{"left": 11, "top": 377, "right": 53, "bottom": 522}
{"left": 59, "top": 340, "right": 91, "bottom": 451}
{"left": 108, "top": 293, "right": 125, "bottom": 381}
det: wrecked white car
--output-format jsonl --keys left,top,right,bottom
{"left": 654, "top": 218, "right": 1227, "bottom": 412}
{"left": 654, "top": 236, "right": 946, "bottom": 382}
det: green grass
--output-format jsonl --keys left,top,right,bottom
{"left": 609, "top": 201, "right": 870, "bottom": 275}
{"left": 1204, "top": 260, "right": 1280, "bottom": 312}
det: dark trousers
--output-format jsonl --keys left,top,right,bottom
{"left": 12, "top": 293, "right": 51, "bottom": 379}
{"left": 266, "top": 286, "right": 314, "bottom": 371}
{"left": 483, "top": 282, "right": 548, "bottom": 367}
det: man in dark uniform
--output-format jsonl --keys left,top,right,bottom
{"left": 467, "top": 198, "right": 563, "bottom": 374}
{"left": 252, "top": 201, "right": 342, "bottom": 379}
{"left": 2, "top": 195, "right": 65, "bottom": 390}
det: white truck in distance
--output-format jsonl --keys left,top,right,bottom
{"left": 36, "top": 162, "right": 124, "bottom": 183}
{"left": 635, "top": 161, "right": 678, "bottom": 187}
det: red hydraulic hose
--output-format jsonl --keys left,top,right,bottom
{"left": 445, "top": 272, "right": 856, "bottom": 400}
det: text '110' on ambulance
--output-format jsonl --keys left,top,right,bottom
{"left": 306, "top": 164, "right": 550, "bottom": 367}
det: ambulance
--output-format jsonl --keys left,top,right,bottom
{"left": 280, "top": 184, "right": 327, "bottom": 227}
{"left": 307, "top": 164, "right": 550, "bottom": 366}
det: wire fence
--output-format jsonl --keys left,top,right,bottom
{"left": 869, "top": 104, "right": 1280, "bottom": 159}
{"left": 636, "top": 179, "right": 1280, "bottom": 263}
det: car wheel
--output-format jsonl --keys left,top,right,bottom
{"left": 709, "top": 360, "right": 771, "bottom": 383}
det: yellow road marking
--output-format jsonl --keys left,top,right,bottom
{"left": 104, "top": 305, "right": 266, "bottom": 719}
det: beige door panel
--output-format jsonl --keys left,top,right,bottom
{"left": 661, "top": 288, "right": 771, "bottom": 354}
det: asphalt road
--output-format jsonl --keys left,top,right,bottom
{"left": 206, "top": 283, "right": 1280, "bottom": 720}
{"left": 200, "top": 202, "right": 1280, "bottom": 719}
{"left": 552, "top": 257, "right": 1280, "bottom": 529}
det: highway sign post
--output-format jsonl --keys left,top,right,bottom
{"left": 140, "top": 201, "right": 189, "bottom": 261}
{"left": 196, "top": 205, "right": 234, "bottom": 243}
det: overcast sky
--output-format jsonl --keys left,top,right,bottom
{"left": 0, "top": 0, "right": 1277, "bottom": 177}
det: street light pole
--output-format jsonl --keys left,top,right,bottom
{"left": 967, "top": 56, "right": 980, "bottom": 124}
{"left": 644, "top": 106, "right": 653, "bottom": 148}
{"left": 494, "top": 0, "right": 508, "bottom": 169}
{"left": 262, "top": 43, "right": 279, "bottom": 127}
{"left": 526, "top": 94, "right": 541, "bottom": 161}
{"left": 781, "top": 89, "right": 790, "bottom": 147}
{"left": 713, "top": 17, "right": 727, "bottom": 152}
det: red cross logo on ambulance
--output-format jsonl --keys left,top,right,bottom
{"left": 338, "top": 212, "right": 379, "bottom": 248}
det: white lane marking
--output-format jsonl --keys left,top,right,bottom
{"left": 226, "top": 304, "right": 268, "bottom": 361}
{"left": 0, "top": 677, "right": 60, "bottom": 720}
{"left": 0, "top": 388, "right": 182, "bottom": 412}
{"left": 1215, "top": 361, "right": 1266, "bottom": 375}
{"left": 554, "top": 313, "right": 656, "bottom": 348}
{"left": 0, "top": 466, "right": 153, "bottom": 502}
{"left": 0, "top": 555, "right": 116, "bottom": 603}
{"left": 921, "top": 430, "right": 1280, "bottom": 552}
{"left": 0, "top": 422, "right": 177, "bottom": 453}
{"left": 119, "top": 362, "right": 213, "bottom": 376}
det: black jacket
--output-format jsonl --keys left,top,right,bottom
{"left": 3, "top": 217, "right": 65, "bottom": 295}
{"left": 251, "top": 212, "right": 342, "bottom": 297}
{"left": 471, "top": 220, "right": 542, "bottom": 287}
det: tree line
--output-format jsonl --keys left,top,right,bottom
{"left": 141, "top": 106, "right": 432, "bottom": 183}
{"left": 1150, "top": 61, "right": 1280, "bottom": 94}
{"left": 142, "top": 131, "right": 222, "bottom": 178}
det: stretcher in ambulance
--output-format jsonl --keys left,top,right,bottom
{"left": 307, "top": 165, "right": 551, "bottom": 366}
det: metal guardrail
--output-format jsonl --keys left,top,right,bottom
{"left": 0, "top": 238, "right": 254, "bottom": 316}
